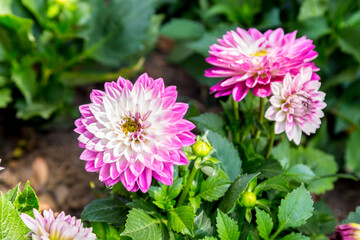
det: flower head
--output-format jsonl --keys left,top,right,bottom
{"left": 75, "top": 73, "right": 195, "bottom": 192}
{"left": 20, "top": 209, "right": 96, "bottom": 240}
{"left": 265, "top": 67, "right": 326, "bottom": 145}
{"left": 331, "top": 223, "right": 360, "bottom": 240}
{"left": 205, "top": 27, "right": 319, "bottom": 101}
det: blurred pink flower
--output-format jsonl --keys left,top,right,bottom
{"left": 265, "top": 67, "right": 326, "bottom": 145}
{"left": 205, "top": 27, "right": 319, "bottom": 101}
{"left": 20, "top": 209, "right": 96, "bottom": 240}
{"left": 75, "top": 73, "right": 195, "bottom": 192}
{"left": 331, "top": 223, "right": 360, "bottom": 240}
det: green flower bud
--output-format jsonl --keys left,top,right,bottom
{"left": 240, "top": 192, "right": 257, "bottom": 208}
{"left": 192, "top": 141, "right": 211, "bottom": 158}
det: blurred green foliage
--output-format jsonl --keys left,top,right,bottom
{"left": 159, "top": 0, "right": 360, "bottom": 176}
{"left": 0, "top": 0, "right": 162, "bottom": 120}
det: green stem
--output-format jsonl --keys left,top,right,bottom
{"left": 177, "top": 163, "right": 198, "bottom": 207}
{"left": 255, "top": 98, "right": 265, "bottom": 138}
{"left": 233, "top": 99, "right": 240, "bottom": 144}
{"left": 269, "top": 227, "right": 283, "bottom": 240}
{"left": 265, "top": 125, "right": 275, "bottom": 158}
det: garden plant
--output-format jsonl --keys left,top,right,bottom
{"left": 0, "top": 0, "right": 360, "bottom": 240}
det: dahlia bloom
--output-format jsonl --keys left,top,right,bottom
{"left": 331, "top": 223, "right": 360, "bottom": 240}
{"left": 20, "top": 209, "right": 96, "bottom": 240}
{"left": 74, "top": 73, "right": 195, "bottom": 192}
{"left": 205, "top": 27, "right": 319, "bottom": 101}
{"left": 264, "top": 67, "right": 326, "bottom": 145}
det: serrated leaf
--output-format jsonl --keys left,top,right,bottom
{"left": 168, "top": 206, "right": 194, "bottom": 236}
{"left": 281, "top": 233, "right": 310, "bottom": 240}
{"left": 343, "top": 206, "right": 360, "bottom": 224}
{"left": 216, "top": 210, "right": 240, "bottom": 240}
{"left": 0, "top": 194, "right": 28, "bottom": 239}
{"left": 168, "top": 178, "right": 183, "bottom": 200}
{"left": 345, "top": 129, "right": 360, "bottom": 175}
{"left": 81, "top": 198, "right": 128, "bottom": 224}
{"left": 286, "top": 164, "right": 316, "bottom": 183}
{"left": 13, "top": 181, "right": 39, "bottom": 217}
{"left": 126, "top": 199, "right": 158, "bottom": 216}
{"left": 194, "top": 211, "right": 213, "bottom": 239}
{"left": 207, "top": 130, "right": 242, "bottom": 181}
{"left": 278, "top": 185, "right": 314, "bottom": 231}
{"left": 255, "top": 208, "right": 273, "bottom": 240}
{"left": 191, "top": 113, "right": 225, "bottom": 136}
{"left": 0, "top": 88, "right": 12, "bottom": 108}
{"left": 121, "top": 209, "right": 161, "bottom": 240}
{"left": 3, "top": 183, "right": 20, "bottom": 203}
{"left": 254, "top": 176, "right": 290, "bottom": 194}
{"left": 198, "top": 171, "right": 230, "bottom": 201}
{"left": 161, "top": 18, "right": 205, "bottom": 40}
{"left": 202, "top": 237, "right": 218, "bottom": 240}
{"left": 219, "top": 173, "right": 259, "bottom": 213}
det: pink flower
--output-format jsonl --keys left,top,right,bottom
{"left": 20, "top": 209, "right": 96, "bottom": 240}
{"left": 205, "top": 27, "right": 319, "bottom": 101}
{"left": 331, "top": 223, "right": 360, "bottom": 240}
{"left": 74, "top": 73, "right": 195, "bottom": 192}
{"left": 265, "top": 67, "right": 326, "bottom": 145}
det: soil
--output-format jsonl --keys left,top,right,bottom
{"left": 0, "top": 51, "right": 359, "bottom": 223}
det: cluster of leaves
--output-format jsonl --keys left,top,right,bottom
{"left": 0, "top": 0, "right": 162, "bottom": 120}
{"left": 0, "top": 182, "right": 39, "bottom": 239}
{"left": 158, "top": 0, "right": 360, "bottom": 175}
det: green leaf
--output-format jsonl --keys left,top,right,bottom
{"left": 278, "top": 185, "right": 314, "bottom": 231}
{"left": 2, "top": 183, "right": 20, "bottom": 203}
{"left": 13, "top": 181, "right": 39, "bottom": 217}
{"left": 0, "top": 88, "right": 12, "bottom": 108}
{"left": 272, "top": 141, "right": 291, "bottom": 169}
{"left": 337, "top": 26, "right": 360, "bottom": 62}
{"left": 81, "top": 198, "right": 128, "bottom": 224}
{"left": 202, "top": 237, "right": 218, "bottom": 240}
{"left": 281, "top": 233, "right": 310, "bottom": 240}
{"left": 285, "top": 164, "right": 316, "bottom": 183}
{"left": 121, "top": 209, "right": 161, "bottom": 240}
{"left": 254, "top": 176, "right": 290, "bottom": 195}
{"left": 207, "top": 130, "right": 242, "bottom": 181}
{"left": 191, "top": 113, "right": 225, "bottom": 136}
{"left": 168, "top": 206, "right": 194, "bottom": 236}
{"left": 148, "top": 178, "right": 182, "bottom": 210}
{"left": 255, "top": 208, "right": 273, "bottom": 240}
{"left": 345, "top": 129, "right": 360, "bottom": 174}
{"left": 291, "top": 16, "right": 331, "bottom": 40}
{"left": 219, "top": 173, "right": 259, "bottom": 213}
{"left": 194, "top": 211, "right": 213, "bottom": 239}
{"left": 168, "top": 177, "right": 183, "bottom": 200}
{"left": 343, "top": 206, "right": 360, "bottom": 224}
{"left": 126, "top": 199, "right": 158, "bottom": 216}
{"left": 253, "top": 158, "right": 284, "bottom": 179}
{"left": 0, "top": 193, "right": 28, "bottom": 239}
{"left": 91, "top": 222, "right": 121, "bottom": 240}
{"left": 216, "top": 210, "right": 240, "bottom": 240}
{"left": 198, "top": 171, "right": 230, "bottom": 201}
{"left": 298, "top": 0, "right": 329, "bottom": 21}
{"left": 161, "top": 18, "right": 205, "bottom": 40}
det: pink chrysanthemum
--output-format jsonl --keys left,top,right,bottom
{"left": 264, "top": 67, "right": 326, "bottom": 145}
{"left": 205, "top": 27, "right": 319, "bottom": 101}
{"left": 74, "top": 73, "right": 195, "bottom": 192}
{"left": 20, "top": 209, "right": 96, "bottom": 240}
{"left": 331, "top": 223, "right": 360, "bottom": 240}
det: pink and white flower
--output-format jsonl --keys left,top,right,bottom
{"left": 265, "top": 67, "right": 326, "bottom": 145}
{"left": 20, "top": 209, "right": 96, "bottom": 240}
{"left": 74, "top": 73, "right": 195, "bottom": 192}
{"left": 205, "top": 27, "right": 319, "bottom": 101}
{"left": 331, "top": 223, "right": 360, "bottom": 240}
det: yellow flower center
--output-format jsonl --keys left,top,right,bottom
{"left": 121, "top": 118, "right": 141, "bottom": 136}
{"left": 252, "top": 50, "right": 268, "bottom": 57}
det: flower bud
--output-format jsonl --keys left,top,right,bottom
{"left": 192, "top": 141, "right": 211, "bottom": 158}
{"left": 240, "top": 192, "right": 257, "bottom": 208}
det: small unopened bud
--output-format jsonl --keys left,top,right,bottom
{"left": 241, "top": 192, "right": 257, "bottom": 208}
{"left": 192, "top": 141, "right": 211, "bottom": 158}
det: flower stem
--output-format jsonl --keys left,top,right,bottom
{"left": 255, "top": 98, "right": 265, "bottom": 138}
{"left": 233, "top": 99, "right": 240, "bottom": 144}
{"left": 269, "top": 227, "right": 283, "bottom": 240}
{"left": 177, "top": 162, "right": 198, "bottom": 207}
{"left": 265, "top": 125, "right": 275, "bottom": 158}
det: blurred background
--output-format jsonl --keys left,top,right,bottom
{"left": 0, "top": 0, "right": 359, "bottom": 220}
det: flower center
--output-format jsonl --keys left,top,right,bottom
{"left": 121, "top": 118, "right": 141, "bottom": 136}
{"left": 252, "top": 50, "right": 268, "bottom": 57}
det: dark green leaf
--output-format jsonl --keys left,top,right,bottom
{"left": 285, "top": 164, "right": 316, "bottom": 183}
{"left": 281, "top": 233, "right": 309, "bottom": 240}
{"left": 168, "top": 206, "right": 194, "bottom": 236}
{"left": 121, "top": 209, "right": 161, "bottom": 240}
{"left": 345, "top": 129, "right": 360, "bottom": 174}
{"left": 255, "top": 208, "right": 273, "bottom": 240}
{"left": 207, "top": 130, "right": 242, "bottom": 181}
{"left": 13, "top": 181, "right": 39, "bottom": 217}
{"left": 219, "top": 173, "right": 259, "bottom": 213}
{"left": 11, "top": 59, "right": 36, "bottom": 105}
{"left": 216, "top": 209, "right": 240, "bottom": 240}
{"left": 194, "top": 211, "right": 213, "bottom": 239}
{"left": 161, "top": 18, "right": 205, "bottom": 40}
{"left": 278, "top": 185, "right": 314, "bottom": 231}
{"left": 337, "top": 26, "right": 360, "bottom": 62}
{"left": 126, "top": 199, "right": 158, "bottom": 216}
{"left": 191, "top": 113, "right": 225, "bottom": 136}
{"left": 198, "top": 170, "right": 230, "bottom": 201}
{"left": 0, "top": 88, "right": 12, "bottom": 108}
{"left": 254, "top": 176, "right": 290, "bottom": 194}
{"left": 81, "top": 198, "right": 128, "bottom": 224}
